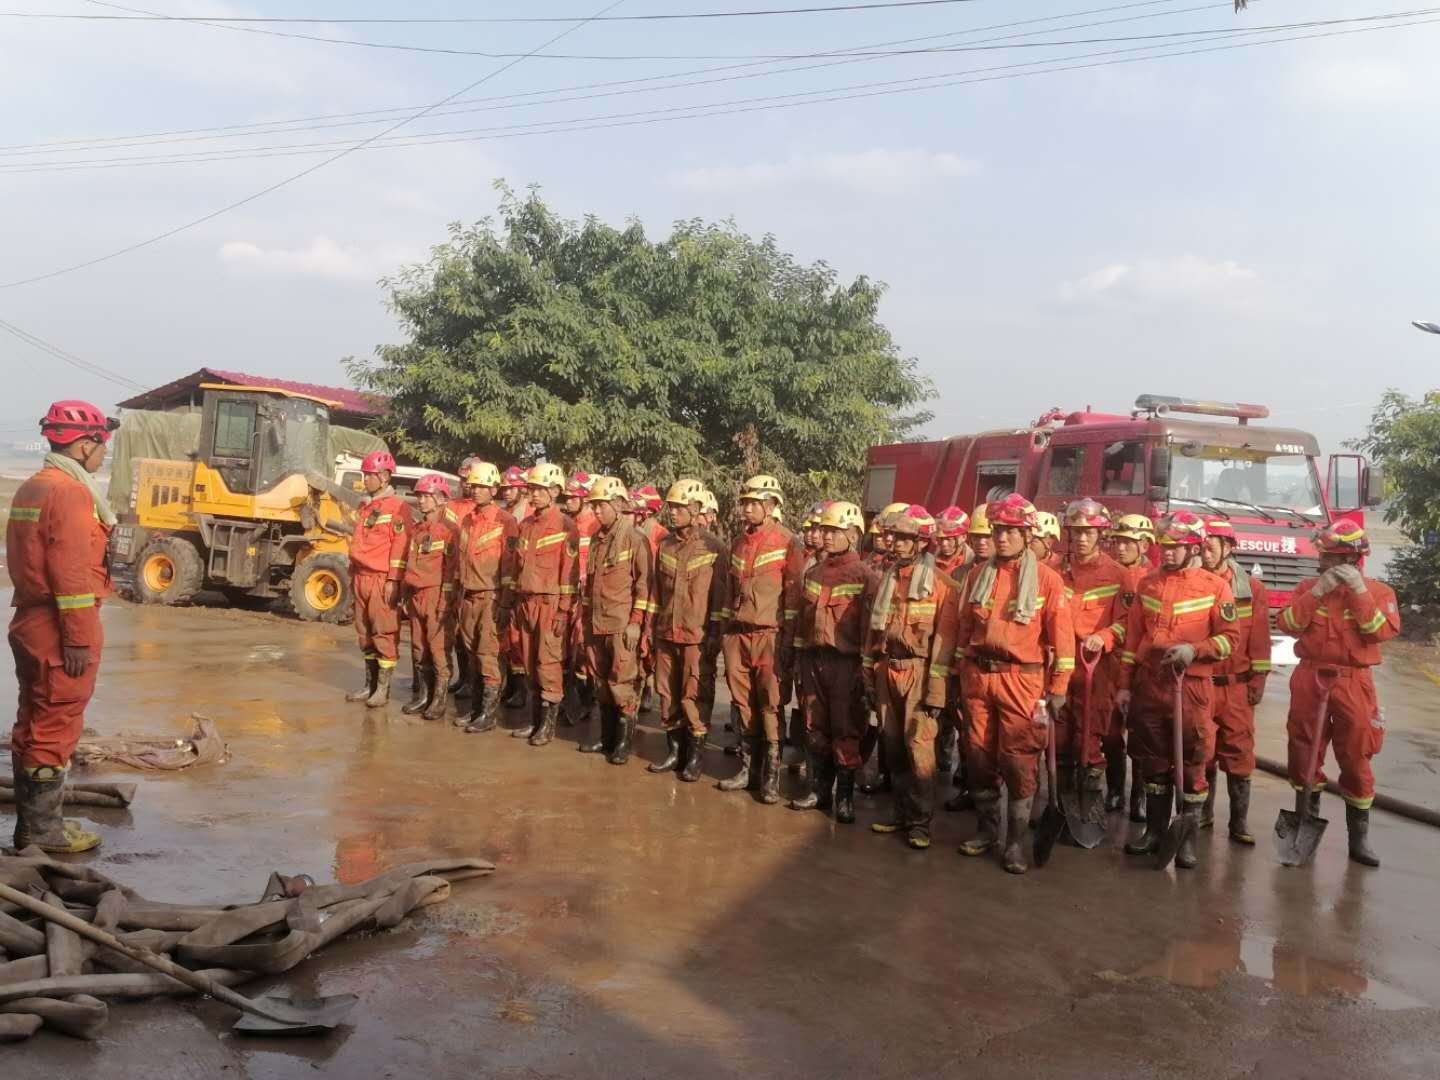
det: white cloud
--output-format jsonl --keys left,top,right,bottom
{"left": 218, "top": 237, "right": 416, "bottom": 281}
{"left": 669, "top": 148, "right": 979, "bottom": 194}
{"left": 1289, "top": 58, "right": 1420, "bottom": 108}
{"left": 1059, "top": 255, "right": 1259, "bottom": 305}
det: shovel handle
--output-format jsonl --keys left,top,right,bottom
{"left": 1299, "top": 669, "right": 1341, "bottom": 817}
{"left": 1172, "top": 665, "right": 1187, "bottom": 815}
{"left": 1077, "top": 647, "right": 1100, "bottom": 763}
{"left": 0, "top": 883, "right": 285, "bottom": 1025}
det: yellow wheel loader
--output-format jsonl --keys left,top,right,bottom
{"left": 108, "top": 384, "right": 364, "bottom": 622}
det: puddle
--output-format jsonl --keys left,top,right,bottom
{"left": 1126, "top": 925, "right": 1429, "bottom": 1010}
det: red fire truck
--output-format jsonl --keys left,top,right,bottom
{"left": 864, "top": 395, "right": 1383, "bottom": 641}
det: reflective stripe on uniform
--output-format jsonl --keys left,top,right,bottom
{"left": 535, "top": 532, "right": 567, "bottom": 550}
{"left": 1053, "top": 656, "right": 1075, "bottom": 673}
{"left": 55, "top": 593, "right": 96, "bottom": 610}
{"left": 1209, "top": 634, "right": 1233, "bottom": 659}
{"left": 830, "top": 582, "right": 864, "bottom": 598}
{"left": 752, "top": 549, "right": 788, "bottom": 570}
{"left": 1249, "top": 659, "right": 1272, "bottom": 673}
{"left": 1172, "top": 595, "right": 1216, "bottom": 615}
{"left": 1359, "top": 610, "right": 1387, "bottom": 634}
{"left": 1107, "top": 621, "right": 1127, "bottom": 644}
{"left": 1082, "top": 584, "right": 1121, "bottom": 602}
{"left": 687, "top": 553, "right": 718, "bottom": 571}
{"left": 1141, "top": 595, "right": 1164, "bottom": 613}
{"left": 9, "top": 506, "right": 40, "bottom": 522}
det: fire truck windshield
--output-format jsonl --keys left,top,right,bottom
{"left": 1168, "top": 449, "right": 1323, "bottom": 521}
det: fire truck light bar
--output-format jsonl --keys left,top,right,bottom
{"left": 1135, "top": 395, "right": 1270, "bottom": 422}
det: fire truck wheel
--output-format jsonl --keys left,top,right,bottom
{"left": 290, "top": 553, "right": 352, "bottom": 624}
{"left": 133, "top": 536, "right": 204, "bottom": 607}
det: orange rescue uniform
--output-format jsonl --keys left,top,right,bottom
{"left": 1061, "top": 553, "right": 1129, "bottom": 768}
{"left": 653, "top": 529, "right": 726, "bottom": 736}
{"left": 1208, "top": 563, "right": 1271, "bottom": 778}
{"left": 582, "top": 517, "right": 653, "bottom": 712}
{"left": 349, "top": 490, "right": 412, "bottom": 669}
{"left": 507, "top": 505, "right": 579, "bottom": 703}
{"left": 721, "top": 520, "right": 804, "bottom": 743}
{"left": 454, "top": 503, "right": 518, "bottom": 688}
{"left": 795, "top": 550, "right": 871, "bottom": 769}
{"left": 403, "top": 515, "right": 455, "bottom": 679}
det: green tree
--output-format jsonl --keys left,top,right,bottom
{"left": 347, "top": 186, "right": 932, "bottom": 517}
{"left": 1350, "top": 388, "right": 1440, "bottom": 605}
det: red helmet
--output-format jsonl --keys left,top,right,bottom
{"left": 1203, "top": 516, "right": 1237, "bottom": 543}
{"left": 565, "top": 471, "right": 594, "bottom": 499}
{"left": 502, "top": 466, "right": 528, "bottom": 488}
{"left": 414, "top": 473, "right": 452, "bottom": 498}
{"left": 40, "top": 400, "right": 119, "bottom": 446}
{"left": 889, "top": 504, "right": 936, "bottom": 538}
{"left": 935, "top": 506, "right": 970, "bottom": 538}
{"left": 987, "top": 493, "right": 1039, "bottom": 529}
{"left": 361, "top": 450, "right": 396, "bottom": 475}
{"left": 1315, "top": 518, "right": 1369, "bottom": 556}
{"left": 1062, "top": 497, "right": 1111, "bottom": 530}
{"left": 630, "top": 484, "right": 662, "bottom": 514}
{"left": 1155, "top": 510, "right": 1207, "bottom": 546}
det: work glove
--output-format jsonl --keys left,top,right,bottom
{"left": 1162, "top": 643, "right": 1197, "bottom": 669}
{"left": 919, "top": 703, "right": 941, "bottom": 720}
{"left": 383, "top": 580, "right": 399, "bottom": 608}
{"left": 62, "top": 645, "right": 91, "bottom": 680}
{"left": 1046, "top": 692, "right": 1066, "bottom": 721}
{"left": 1246, "top": 676, "right": 1267, "bottom": 707}
{"left": 1331, "top": 564, "right": 1366, "bottom": 594}
{"left": 1114, "top": 689, "right": 1132, "bottom": 716}
{"left": 1081, "top": 634, "right": 1107, "bottom": 655}
{"left": 623, "top": 622, "right": 642, "bottom": 653}
{"left": 1311, "top": 568, "right": 1342, "bottom": 598}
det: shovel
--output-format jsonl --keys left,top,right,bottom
{"left": 1154, "top": 665, "right": 1193, "bottom": 870}
{"left": 0, "top": 883, "right": 357, "bottom": 1036}
{"left": 1274, "top": 669, "right": 1339, "bottom": 867}
{"left": 1060, "top": 649, "right": 1107, "bottom": 849}
{"left": 1034, "top": 702, "right": 1065, "bottom": 867}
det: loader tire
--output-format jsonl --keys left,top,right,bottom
{"left": 291, "top": 553, "right": 352, "bottom": 624}
{"left": 133, "top": 536, "right": 204, "bottom": 607}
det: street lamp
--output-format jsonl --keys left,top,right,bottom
{"left": 1412, "top": 320, "right": 1440, "bottom": 335}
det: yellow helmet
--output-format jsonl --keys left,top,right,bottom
{"left": 1109, "top": 513, "right": 1155, "bottom": 542}
{"left": 462, "top": 461, "right": 502, "bottom": 488}
{"left": 698, "top": 489, "right": 719, "bottom": 515}
{"left": 739, "top": 474, "right": 785, "bottom": 506}
{"left": 870, "top": 501, "right": 909, "bottom": 534}
{"left": 665, "top": 478, "right": 706, "bottom": 507}
{"left": 770, "top": 504, "right": 784, "bottom": 522}
{"left": 586, "top": 476, "right": 629, "bottom": 503}
{"left": 526, "top": 463, "right": 566, "bottom": 490}
{"left": 1033, "top": 511, "right": 1061, "bottom": 541}
{"left": 819, "top": 501, "right": 864, "bottom": 531}
{"left": 968, "top": 503, "right": 992, "bottom": 537}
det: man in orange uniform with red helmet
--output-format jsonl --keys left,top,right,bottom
{"left": 562, "top": 471, "right": 599, "bottom": 727}
{"left": 1058, "top": 498, "right": 1129, "bottom": 821}
{"left": 504, "top": 463, "right": 580, "bottom": 747}
{"left": 443, "top": 457, "right": 480, "bottom": 697}
{"left": 1105, "top": 514, "right": 1154, "bottom": 820}
{"left": 627, "top": 484, "right": 668, "bottom": 712}
{"left": 7, "top": 400, "right": 119, "bottom": 853}
{"left": 499, "top": 465, "right": 532, "bottom": 709}
{"left": 1116, "top": 512, "right": 1239, "bottom": 871}
{"left": 718, "top": 474, "right": 805, "bottom": 803}
{"left": 938, "top": 495, "right": 1074, "bottom": 874}
{"left": 931, "top": 506, "right": 973, "bottom": 811}
{"left": 453, "top": 461, "right": 517, "bottom": 734}
{"left": 400, "top": 475, "right": 457, "bottom": 721}
{"left": 1199, "top": 517, "right": 1271, "bottom": 845}
{"left": 1277, "top": 519, "right": 1399, "bottom": 867}
{"left": 346, "top": 451, "right": 413, "bottom": 709}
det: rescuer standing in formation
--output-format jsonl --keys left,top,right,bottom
{"left": 400, "top": 475, "right": 456, "bottom": 722}
{"left": 346, "top": 451, "right": 413, "bottom": 709}
{"left": 1277, "top": 519, "right": 1398, "bottom": 867}
{"left": 1104, "top": 514, "right": 1153, "bottom": 819}
{"left": 7, "top": 401, "right": 119, "bottom": 853}
{"left": 453, "top": 461, "right": 517, "bottom": 734}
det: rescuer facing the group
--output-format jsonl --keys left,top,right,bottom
{"left": 7, "top": 401, "right": 120, "bottom": 853}
{"left": 346, "top": 451, "right": 413, "bottom": 709}
{"left": 1116, "top": 511, "right": 1239, "bottom": 871}
{"left": 1277, "top": 519, "right": 1399, "bottom": 868}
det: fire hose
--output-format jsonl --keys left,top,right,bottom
{"left": 1253, "top": 756, "right": 1440, "bottom": 829}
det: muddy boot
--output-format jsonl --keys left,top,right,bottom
{"left": 347, "top": 658, "right": 378, "bottom": 702}
{"left": 958, "top": 793, "right": 1001, "bottom": 857}
{"left": 608, "top": 709, "right": 637, "bottom": 765}
{"left": 423, "top": 663, "right": 451, "bottom": 722}
{"left": 503, "top": 674, "right": 528, "bottom": 710}
{"left": 640, "top": 681, "right": 655, "bottom": 714}
{"left": 1200, "top": 764, "right": 1218, "bottom": 829}
{"left": 907, "top": 825, "right": 932, "bottom": 851}
{"left": 1002, "top": 796, "right": 1034, "bottom": 875}
{"left": 648, "top": 729, "right": 683, "bottom": 773}
{"left": 1227, "top": 774, "right": 1254, "bottom": 845}
{"left": 513, "top": 694, "right": 541, "bottom": 739}
{"left": 1175, "top": 804, "right": 1203, "bottom": 870}
{"left": 860, "top": 742, "right": 893, "bottom": 795}
{"left": 1128, "top": 762, "right": 1147, "bottom": 823}
{"left": 529, "top": 701, "right": 559, "bottom": 747}
{"left": 449, "top": 651, "right": 471, "bottom": 696}
{"left": 578, "top": 705, "right": 612, "bottom": 754}
{"left": 759, "top": 742, "right": 782, "bottom": 804}
{"left": 791, "top": 754, "right": 830, "bottom": 811}
{"left": 834, "top": 768, "right": 857, "bottom": 824}
{"left": 366, "top": 665, "right": 394, "bottom": 709}
{"left": 680, "top": 732, "right": 707, "bottom": 783}
{"left": 1346, "top": 805, "right": 1380, "bottom": 867}
{"left": 464, "top": 683, "right": 501, "bottom": 734}
{"left": 717, "top": 738, "right": 755, "bottom": 792}
{"left": 815, "top": 758, "right": 835, "bottom": 812}
{"left": 1125, "top": 786, "right": 1171, "bottom": 856}
{"left": 1104, "top": 748, "right": 1126, "bottom": 813}
{"left": 402, "top": 664, "right": 433, "bottom": 716}
{"left": 13, "top": 763, "right": 102, "bottom": 854}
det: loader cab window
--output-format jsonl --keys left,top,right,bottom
{"left": 254, "top": 397, "right": 331, "bottom": 492}
{"left": 975, "top": 461, "right": 1018, "bottom": 504}
{"left": 209, "top": 398, "right": 259, "bottom": 495}
{"left": 1101, "top": 440, "right": 1147, "bottom": 496}
{"left": 1045, "top": 446, "right": 1085, "bottom": 496}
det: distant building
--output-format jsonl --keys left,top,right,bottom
{"left": 115, "top": 368, "right": 385, "bottom": 430}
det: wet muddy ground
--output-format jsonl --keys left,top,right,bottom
{"left": 4, "top": 598, "right": 1440, "bottom": 1078}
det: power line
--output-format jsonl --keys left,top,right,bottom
{"left": 0, "top": 1, "right": 628, "bottom": 291}
{"left": 0, "top": 0, "right": 1208, "bottom": 155}
{"left": 5, "top": 13, "right": 1431, "bottom": 176}
{"left": 0, "top": 319, "right": 147, "bottom": 392}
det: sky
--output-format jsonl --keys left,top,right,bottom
{"left": 2, "top": 0, "right": 1439, "bottom": 457}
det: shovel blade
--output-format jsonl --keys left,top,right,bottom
{"left": 232, "top": 994, "right": 359, "bottom": 1037}
{"left": 1034, "top": 805, "right": 1066, "bottom": 867}
{"left": 1154, "top": 817, "right": 1193, "bottom": 870}
{"left": 1274, "top": 809, "right": 1329, "bottom": 868}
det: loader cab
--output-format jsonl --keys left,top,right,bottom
{"left": 197, "top": 385, "right": 332, "bottom": 498}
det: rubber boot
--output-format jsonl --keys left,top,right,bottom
{"left": 717, "top": 738, "right": 755, "bottom": 791}
{"left": 759, "top": 742, "right": 782, "bottom": 805}
{"left": 787, "top": 709, "right": 805, "bottom": 774}
{"left": 512, "top": 690, "right": 540, "bottom": 738}
{"left": 1227, "top": 774, "right": 1255, "bottom": 845}
{"left": 529, "top": 700, "right": 559, "bottom": 747}
{"left": 449, "top": 651, "right": 471, "bottom": 696}
{"left": 464, "top": 683, "right": 501, "bottom": 734}
{"left": 1128, "top": 761, "right": 1147, "bottom": 823}
{"left": 1002, "top": 796, "right": 1034, "bottom": 875}
{"left": 815, "top": 757, "right": 835, "bottom": 812}
{"left": 423, "top": 662, "right": 451, "bottom": 722}
{"left": 503, "top": 674, "right": 528, "bottom": 710}
{"left": 1346, "top": 805, "right": 1380, "bottom": 867}
{"left": 648, "top": 730, "right": 683, "bottom": 773}
{"left": 1175, "top": 804, "right": 1203, "bottom": 870}
{"left": 608, "top": 709, "right": 637, "bottom": 765}
{"left": 578, "top": 705, "right": 612, "bottom": 754}
{"left": 366, "top": 666, "right": 393, "bottom": 709}
{"left": 1104, "top": 748, "right": 1126, "bottom": 813}
{"left": 790, "top": 753, "right": 829, "bottom": 811}
{"left": 1125, "top": 787, "right": 1171, "bottom": 856}
{"left": 958, "top": 794, "right": 1001, "bottom": 857}
{"left": 1199, "top": 764, "right": 1218, "bottom": 829}
{"left": 402, "top": 664, "right": 433, "bottom": 715}
{"left": 346, "top": 659, "right": 378, "bottom": 702}
{"left": 13, "top": 763, "right": 101, "bottom": 854}
{"left": 834, "top": 768, "right": 857, "bottom": 824}
{"left": 640, "top": 681, "right": 655, "bottom": 714}
{"left": 680, "top": 732, "right": 707, "bottom": 783}
{"left": 860, "top": 742, "right": 893, "bottom": 795}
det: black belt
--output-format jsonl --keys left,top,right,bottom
{"left": 463, "top": 588, "right": 497, "bottom": 598}
{"left": 970, "top": 658, "right": 1044, "bottom": 675}
{"left": 1211, "top": 671, "right": 1253, "bottom": 687}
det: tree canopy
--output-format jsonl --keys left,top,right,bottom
{"left": 348, "top": 186, "right": 932, "bottom": 514}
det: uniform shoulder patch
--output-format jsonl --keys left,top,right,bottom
{"left": 1219, "top": 601, "right": 1236, "bottom": 622}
